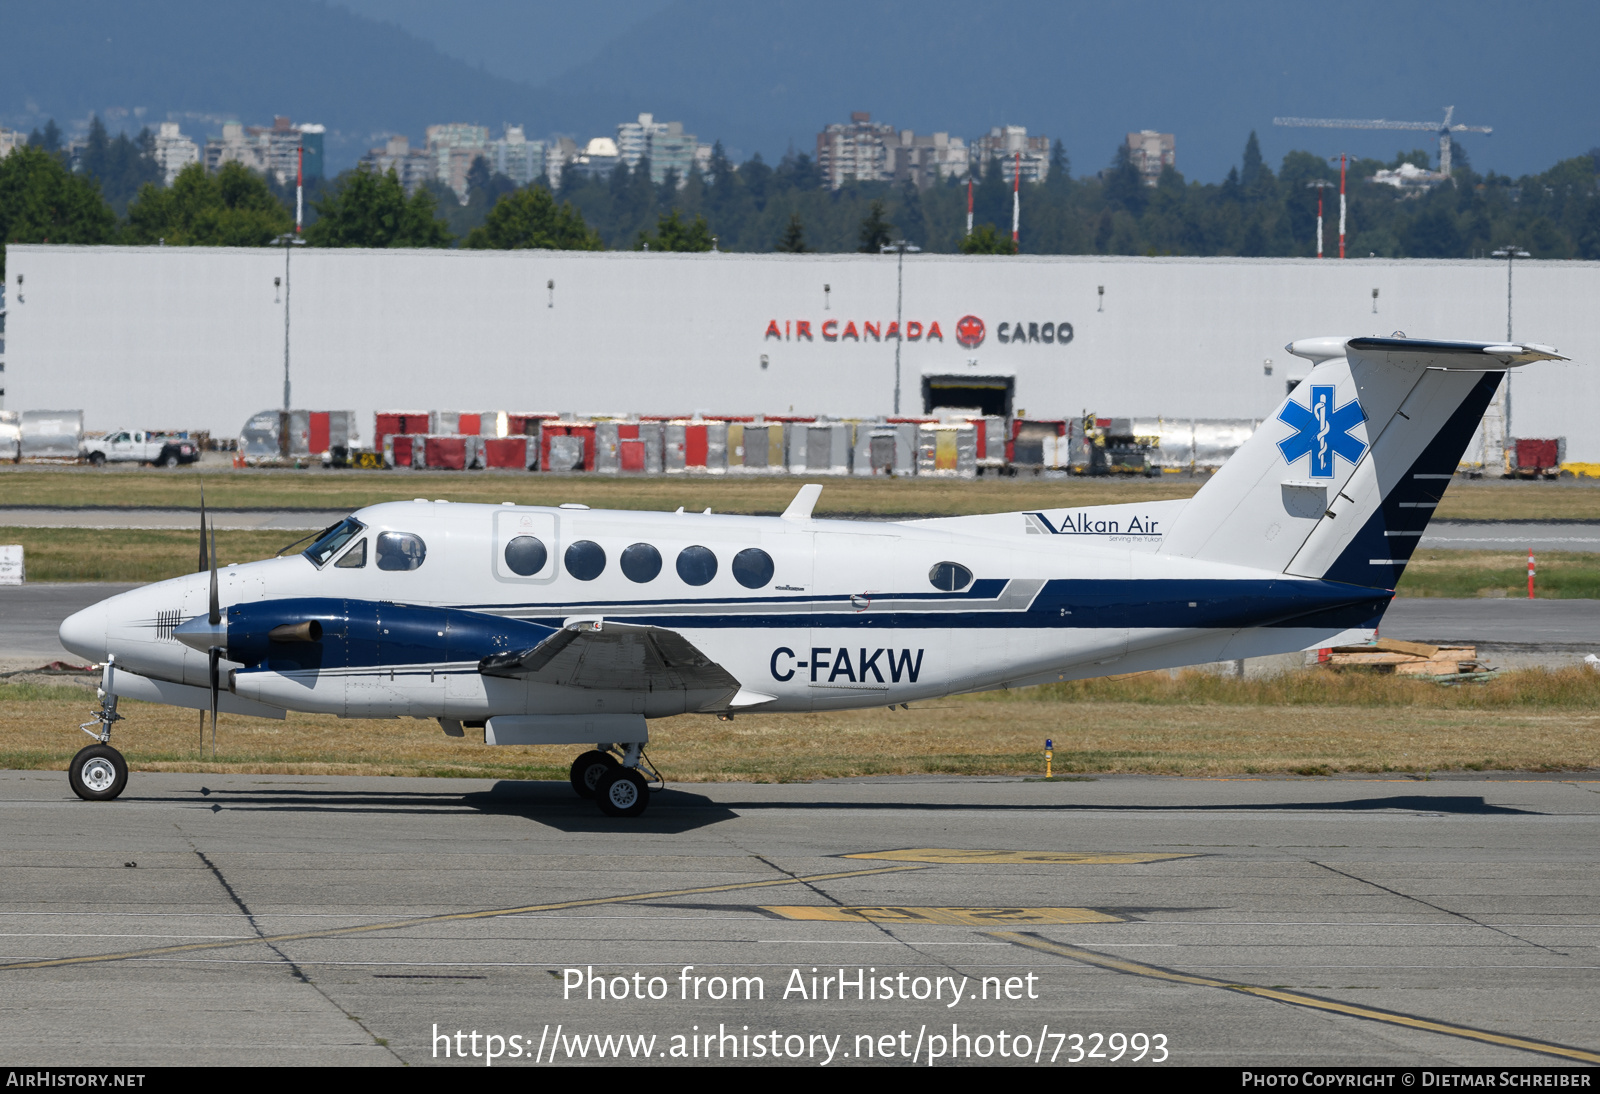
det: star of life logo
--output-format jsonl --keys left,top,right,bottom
{"left": 1276, "top": 384, "right": 1367, "bottom": 478}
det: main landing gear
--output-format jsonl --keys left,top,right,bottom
{"left": 71, "top": 659, "right": 128, "bottom": 802}
{"left": 568, "top": 743, "right": 659, "bottom": 818}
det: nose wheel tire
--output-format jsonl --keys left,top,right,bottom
{"left": 569, "top": 750, "right": 619, "bottom": 799}
{"left": 595, "top": 767, "right": 650, "bottom": 818}
{"left": 69, "top": 744, "right": 128, "bottom": 802}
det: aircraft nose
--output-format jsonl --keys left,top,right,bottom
{"left": 59, "top": 602, "right": 110, "bottom": 661}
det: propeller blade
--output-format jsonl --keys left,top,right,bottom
{"left": 197, "top": 485, "right": 208, "bottom": 574}
{"left": 208, "top": 521, "right": 220, "bottom": 626}
{"left": 208, "top": 646, "right": 220, "bottom": 759}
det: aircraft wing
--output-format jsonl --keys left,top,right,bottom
{"left": 478, "top": 618, "right": 745, "bottom": 701}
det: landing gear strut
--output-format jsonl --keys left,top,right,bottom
{"left": 570, "top": 742, "right": 659, "bottom": 817}
{"left": 71, "top": 658, "right": 128, "bottom": 802}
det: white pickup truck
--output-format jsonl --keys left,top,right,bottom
{"left": 84, "top": 430, "right": 200, "bottom": 467}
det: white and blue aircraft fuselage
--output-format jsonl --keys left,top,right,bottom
{"left": 57, "top": 336, "right": 1565, "bottom": 815}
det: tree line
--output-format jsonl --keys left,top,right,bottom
{"left": 6, "top": 115, "right": 1600, "bottom": 281}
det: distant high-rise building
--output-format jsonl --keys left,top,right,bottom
{"left": 203, "top": 116, "right": 321, "bottom": 185}
{"left": 0, "top": 128, "right": 25, "bottom": 160}
{"left": 205, "top": 121, "right": 266, "bottom": 176}
{"left": 151, "top": 122, "right": 199, "bottom": 185}
{"left": 1126, "top": 130, "right": 1175, "bottom": 186}
{"left": 544, "top": 137, "right": 579, "bottom": 181}
{"left": 970, "top": 126, "right": 1051, "bottom": 185}
{"left": 817, "top": 112, "right": 896, "bottom": 189}
{"left": 491, "top": 125, "right": 545, "bottom": 186}
{"left": 359, "top": 135, "right": 434, "bottom": 194}
{"left": 425, "top": 123, "right": 490, "bottom": 201}
{"left": 889, "top": 130, "right": 969, "bottom": 189}
{"left": 616, "top": 113, "right": 701, "bottom": 186}
{"left": 570, "top": 137, "right": 620, "bottom": 179}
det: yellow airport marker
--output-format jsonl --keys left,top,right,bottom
{"left": 1045, "top": 737, "right": 1053, "bottom": 779}
{"left": 844, "top": 848, "right": 1195, "bottom": 866}
{"left": 765, "top": 906, "right": 1122, "bottom": 925}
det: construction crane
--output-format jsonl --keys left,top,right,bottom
{"left": 1272, "top": 106, "right": 1492, "bottom": 178}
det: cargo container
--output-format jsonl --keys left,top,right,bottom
{"left": 21, "top": 409, "right": 84, "bottom": 459}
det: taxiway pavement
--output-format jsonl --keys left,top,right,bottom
{"left": 0, "top": 771, "right": 1595, "bottom": 1067}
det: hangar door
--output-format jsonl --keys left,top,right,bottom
{"left": 921, "top": 374, "right": 1014, "bottom": 418}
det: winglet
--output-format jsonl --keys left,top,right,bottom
{"left": 781, "top": 484, "right": 823, "bottom": 522}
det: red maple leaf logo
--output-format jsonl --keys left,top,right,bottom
{"left": 955, "top": 315, "right": 985, "bottom": 348}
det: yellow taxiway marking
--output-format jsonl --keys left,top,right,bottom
{"left": 844, "top": 848, "right": 1195, "bottom": 866}
{"left": 0, "top": 864, "right": 927, "bottom": 973}
{"left": 990, "top": 932, "right": 1600, "bottom": 1066}
{"left": 766, "top": 906, "right": 1122, "bottom": 926}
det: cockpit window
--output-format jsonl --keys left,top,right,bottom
{"left": 334, "top": 538, "right": 367, "bottom": 569}
{"left": 302, "top": 518, "right": 365, "bottom": 567}
{"left": 376, "top": 532, "right": 427, "bottom": 571}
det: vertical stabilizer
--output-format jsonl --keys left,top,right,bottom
{"left": 1158, "top": 336, "right": 1565, "bottom": 588}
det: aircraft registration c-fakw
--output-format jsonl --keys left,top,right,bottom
{"left": 58, "top": 336, "right": 1566, "bottom": 816}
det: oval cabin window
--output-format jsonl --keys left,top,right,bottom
{"left": 731, "top": 547, "right": 775, "bottom": 589}
{"left": 676, "top": 545, "right": 718, "bottom": 586}
{"left": 620, "top": 542, "right": 662, "bottom": 583}
{"left": 565, "top": 540, "right": 607, "bottom": 581}
{"left": 504, "top": 536, "right": 548, "bottom": 577}
{"left": 928, "top": 561, "right": 972, "bottom": 591}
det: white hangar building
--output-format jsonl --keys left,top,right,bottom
{"left": 4, "top": 245, "right": 1597, "bottom": 460}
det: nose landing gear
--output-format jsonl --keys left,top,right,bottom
{"left": 71, "top": 658, "right": 128, "bottom": 802}
{"left": 569, "top": 742, "right": 659, "bottom": 817}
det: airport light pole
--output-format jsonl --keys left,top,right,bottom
{"left": 1491, "top": 244, "right": 1531, "bottom": 457}
{"left": 273, "top": 233, "right": 307, "bottom": 457}
{"left": 882, "top": 239, "right": 921, "bottom": 415}
{"left": 1492, "top": 245, "right": 1530, "bottom": 341}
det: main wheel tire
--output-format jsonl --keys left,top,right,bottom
{"left": 88, "top": 452, "right": 105, "bottom": 466}
{"left": 569, "top": 750, "right": 618, "bottom": 799}
{"left": 160, "top": 452, "right": 178, "bottom": 468}
{"left": 595, "top": 767, "right": 649, "bottom": 818}
{"left": 68, "top": 744, "right": 128, "bottom": 802}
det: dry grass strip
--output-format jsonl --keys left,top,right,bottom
{"left": 4, "top": 668, "right": 1596, "bottom": 781}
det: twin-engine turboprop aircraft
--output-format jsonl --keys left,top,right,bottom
{"left": 57, "top": 336, "right": 1565, "bottom": 815}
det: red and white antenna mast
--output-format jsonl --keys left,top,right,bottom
{"left": 966, "top": 174, "right": 973, "bottom": 236}
{"left": 1338, "top": 153, "right": 1346, "bottom": 259}
{"left": 296, "top": 145, "right": 304, "bottom": 234}
{"left": 1011, "top": 151, "right": 1020, "bottom": 245}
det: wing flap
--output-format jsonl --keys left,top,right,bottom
{"left": 478, "top": 619, "right": 742, "bottom": 699}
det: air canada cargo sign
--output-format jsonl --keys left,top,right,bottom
{"left": 763, "top": 314, "right": 1072, "bottom": 348}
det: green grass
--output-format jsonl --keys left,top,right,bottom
{"left": 1393, "top": 550, "right": 1600, "bottom": 599}
{"left": 4, "top": 465, "right": 1600, "bottom": 520}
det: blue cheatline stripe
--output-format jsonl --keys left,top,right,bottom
{"left": 518, "top": 579, "right": 1389, "bottom": 633}
{"left": 221, "top": 579, "right": 1391, "bottom": 673}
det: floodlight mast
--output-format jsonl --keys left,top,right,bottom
{"left": 881, "top": 239, "right": 922, "bottom": 415}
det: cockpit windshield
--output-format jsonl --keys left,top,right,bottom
{"left": 302, "top": 517, "right": 366, "bottom": 567}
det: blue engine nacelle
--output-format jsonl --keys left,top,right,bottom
{"left": 225, "top": 598, "right": 556, "bottom": 672}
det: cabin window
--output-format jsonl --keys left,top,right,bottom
{"left": 565, "top": 540, "right": 607, "bottom": 581}
{"left": 303, "top": 517, "right": 365, "bottom": 567}
{"left": 334, "top": 538, "right": 367, "bottom": 568}
{"left": 732, "top": 548, "right": 774, "bottom": 589}
{"left": 620, "top": 542, "right": 662, "bottom": 583}
{"left": 504, "top": 535, "right": 548, "bottom": 576}
{"left": 676, "top": 545, "right": 718, "bottom": 586}
{"left": 928, "top": 561, "right": 972, "bottom": 592}
{"left": 376, "top": 531, "right": 427, "bottom": 571}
